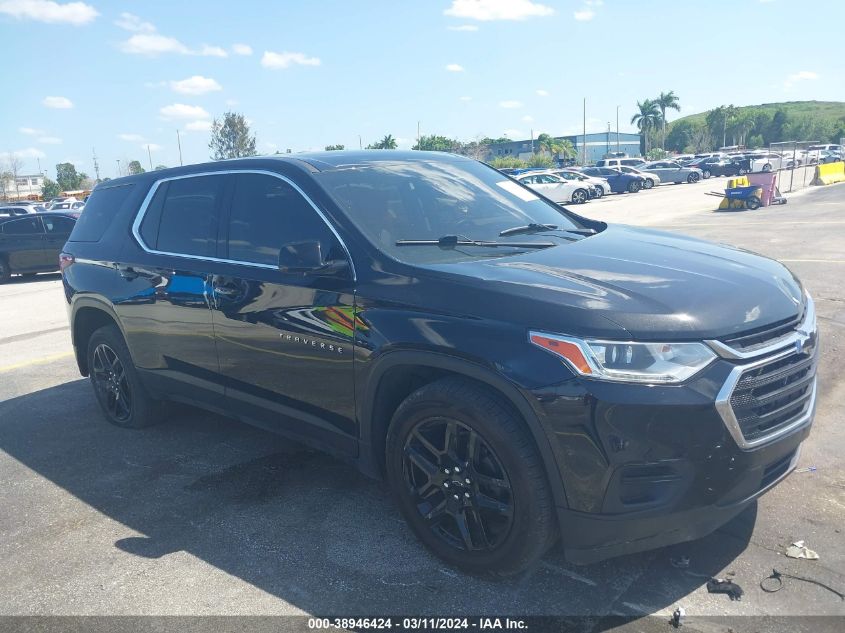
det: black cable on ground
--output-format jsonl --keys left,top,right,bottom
{"left": 760, "top": 568, "right": 845, "bottom": 600}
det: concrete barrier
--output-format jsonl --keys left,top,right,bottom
{"left": 811, "top": 161, "right": 845, "bottom": 186}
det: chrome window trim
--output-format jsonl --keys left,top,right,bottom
{"left": 705, "top": 294, "right": 815, "bottom": 360}
{"left": 130, "top": 169, "right": 356, "bottom": 280}
{"left": 714, "top": 346, "right": 817, "bottom": 451}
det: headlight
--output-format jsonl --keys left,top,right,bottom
{"left": 529, "top": 332, "right": 717, "bottom": 384}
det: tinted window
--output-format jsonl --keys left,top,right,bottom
{"left": 2, "top": 217, "right": 42, "bottom": 235}
{"left": 315, "top": 158, "right": 584, "bottom": 264}
{"left": 69, "top": 184, "right": 135, "bottom": 242}
{"left": 144, "top": 175, "right": 224, "bottom": 257}
{"left": 227, "top": 173, "right": 337, "bottom": 267}
{"left": 42, "top": 216, "right": 76, "bottom": 234}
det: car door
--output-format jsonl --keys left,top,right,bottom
{"left": 40, "top": 215, "right": 76, "bottom": 270}
{"left": 0, "top": 215, "right": 45, "bottom": 271}
{"left": 210, "top": 171, "right": 357, "bottom": 455}
{"left": 123, "top": 172, "right": 226, "bottom": 406}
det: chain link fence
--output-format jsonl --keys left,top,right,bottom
{"left": 768, "top": 140, "right": 823, "bottom": 193}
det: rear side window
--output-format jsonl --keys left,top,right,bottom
{"left": 2, "top": 217, "right": 42, "bottom": 234}
{"left": 227, "top": 173, "right": 337, "bottom": 266}
{"left": 42, "top": 216, "right": 76, "bottom": 234}
{"left": 139, "top": 175, "right": 224, "bottom": 258}
{"left": 68, "top": 184, "right": 135, "bottom": 242}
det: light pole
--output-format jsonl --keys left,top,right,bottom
{"left": 116, "top": 159, "right": 121, "bottom": 177}
{"left": 616, "top": 105, "right": 620, "bottom": 153}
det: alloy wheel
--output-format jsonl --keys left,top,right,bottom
{"left": 402, "top": 418, "right": 514, "bottom": 552}
{"left": 572, "top": 189, "right": 587, "bottom": 204}
{"left": 91, "top": 343, "right": 132, "bottom": 422}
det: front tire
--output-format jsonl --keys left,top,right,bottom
{"left": 687, "top": 172, "right": 701, "bottom": 183}
{"left": 627, "top": 180, "right": 641, "bottom": 193}
{"left": 87, "top": 324, "right": 166, "bottom": 428}
{"left": 762, "top": 163, "right": 772, "bottom": 172}
{"left": 386, "top": 378, "right": 557, "bottom": 576}
{"left": 571, "top": 188, "right": 588, "bottom": 204}
{"left": 702, "top": 169, "right": 711, "bottom": 179}
{"left": 643, "top": 178, "right": 654, "bottom": 189}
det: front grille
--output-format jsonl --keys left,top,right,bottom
{"left": 729, "top": 350, "right": 816, "bottom": 442}
{"left": 721, "top": 313, "right": 802, "bottom": 353}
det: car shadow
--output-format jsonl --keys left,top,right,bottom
{"left": 0, "top": 379, "right": 755, "bottom": 618}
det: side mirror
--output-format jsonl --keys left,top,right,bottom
{"left": 278, "top": 240, "right": 349, "bottom": 276}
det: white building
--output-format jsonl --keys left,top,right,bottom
{"left": 0, "top": 174, "right": 44, "bottom": 201}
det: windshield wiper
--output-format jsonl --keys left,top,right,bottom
{"left": 498, "top": 223, "right": 559, "bottom": 237}
{"left": 396, "top": 235, "right": 556, "bottom": 249}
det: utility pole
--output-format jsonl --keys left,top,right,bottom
{"left": 530, "top": 128, "right": 534, "bottom": 154}
{"left": 92, "top": 147, "right": 101, "bottom": 182}
{"left": 417, "top": 121, "right": 420, "bottom": 149}
{"left": 116, "top": 159, "right": 121, "bottom": 177}
{"left": 607, "top": 122, "right": 611, "bottom": 156}
{"left": 37, "top": 158, "right": 42, "bottom": 175}
{"left": 147, "top": 144, "right": 153, "bottom": 170}
{"left": 582, "top": 97, "right": 587, "bottom": 165}
{"left": 616, "top": 105, "right": 620, "bottom": 153}
{"left": 359, "top": 135, "right": 362, "bottom": 150}
{"left": 176, "top": 129, "right": 183, "bottom": 166}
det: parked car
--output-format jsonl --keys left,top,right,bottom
{"left": 616, "top": 165, "right": 661, "bottom": 189}
{"left": 515, "top": 172, "right": 591, "bottom": 204}
{"left": 819, "top": 150, "right": 843, "bottom": 164}
{"left": 807, "top": 144, "right": 843, "bottom": 154}
{"left": 746, "top": 152, "right": 794, "bottom": 172}
{"left": 580, "top": 166, "right": 644, "bottom": 192}
{"left": 548, "top": 169, "right": 611, "bottom": 197}
{"left": 688, "top": 157, "right": 747, "bottom": 178}
{"left": 640, "top": 161, "right": 704, "bottom": 183}
{"left": 62, "top": 152, "right": 818, "bottom": 575}
{"left": 595, "top": 157, "right": 646, "bottom": 169}
{"left": 0, "top": 212, "right": 77, "bottom": 282}
{"left": 0, "top": 205, "right": 35, "bottom": 216}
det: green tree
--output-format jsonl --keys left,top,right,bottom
{"left": 646, "top": 148, "right": 669, "bottom": 160}
{"left": 209, "top": 111, "right": 258, "bottom": 160}
{"left": 413, "top": 135, "right": 461, "bottom": 151}
{"left": 489, "top": 156, "right": 527, "bottom": 169}
{"left": 631, "top": 99, "right": 661, "bottom": 155}
{"left": 526, "top": 154, "right": 554, "bottom": 168}
{"left": 324, "top": 144, "right": 345, "bottom": 151}
{"left": 55, "top": 163, "right": 83, "bottom": 191}
{"left": 536, "top": 133, "right": 575, "bottom": 161}
{"left": 40, "top": 177, "right": 61, "bottom": 200}
{"left": 366, "top": 134, "right": 398, "bottom": 149}
{"left": 154, "top": 164, "right": 168, "bottom": 170}
{"left": 655, "top": 91, "right": 681, "bottom": 149}
{"left": 127, "top": 160, "right": 145, "bottom": 175}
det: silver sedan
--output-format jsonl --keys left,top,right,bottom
{"left": 640, "top": 161, "right": 704, "bottom": 184}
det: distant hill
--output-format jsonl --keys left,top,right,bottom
{"left": 671, "top": 101, "right": 845, "bottom": 128}
{"left": 665, "top": 101, "right": 845, "bottom": 151}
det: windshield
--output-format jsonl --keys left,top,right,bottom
{"left": 314, "top": 158, "right": 585, "bottom": 264}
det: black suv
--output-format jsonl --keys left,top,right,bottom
{"left": 0, "top": 212, "right": 77, "bottom": 282}
{"left": 61, "top": 152, "right": 818, "bottom": 575}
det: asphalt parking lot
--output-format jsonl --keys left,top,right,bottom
{"left": 1, "top": 182, "right": 844, "bottom": 622}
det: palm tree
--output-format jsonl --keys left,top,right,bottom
{"left": 631, "top": 99, "right": 661, "bottom": 154}
{"left": 536, "top": 134, "right": 576, "bottom": 162}
{"left": 366, "top": 134, "right": 398, "bottom": 149}
{"left": 656, "top": 91, "right": 681, "bottom": 149}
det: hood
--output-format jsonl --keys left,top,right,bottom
{"left": 424, "top": 224, "right": 804, "bottom": 341}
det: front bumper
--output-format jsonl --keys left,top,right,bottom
{"left": 527, "top": 337, "right": 818, "bottom": 564}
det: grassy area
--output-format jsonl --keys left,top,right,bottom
{"left": 672, "top": 101, "right": 845, "bottom": 128}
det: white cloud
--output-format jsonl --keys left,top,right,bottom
{"left": 522, "top": 115, "right": 533, "bottom": 122}
{"left": 447, "top": 24, "right": 479, "bottom": 31}
{"left": 43, "top": 95, "right": 73, "bottom": 108}
{"left": 261, "top": 50, "right": 321, "bottom": 69}
{"left": 38, "top": 136, "right": 62, "bottom": 144}
{"left": 574, "top": 9, "right": 594, "bottom": 21}
{"left": 114, "top": 11, "right": 154, "bottom": 32}
{"left": 169, "top": 75, "right": 222, "bottom": 95}
{"left": 199, "top": 44, "right": 227, "bottom": 58}
{"left": 118, "top": 133, "right": 144, "bottom": 142}
{"left": 446, "top": 63, "right": 464, "bottom": 72}
{"left": 19, "top": 126, "right": 44, "bottom": 135}
{"left": 444, "top": 0, "right": 553, "bottom": 21}
{"left": 232, "top": 43, "right": 252, "bottom": 55}
{"left": 499, "top": 100, "right": 523, "bottom": 109}
{"left": 160, "top": 103, "right": 211, "bottom": 120}
{"left": 459, "top": 96, "right": 472, "bottom": 101}
{"left": 143, "top": 143, "right": 163, "bottom": 152}
{"left": 13, "top": 147, "right": 46, "bottom": 159}
{"left": 121, "top": 33, "right": 191, "bottom": 55}
{"left": 225, "top": 98, "right": 239, "bottom": 106}
{"left": 784, "top": 70, "right": 819, "bottom": 87}
{"left": 185, "top": 119, "right": 212, "bottom": 132}
{"left": 0, "top": 0, "right": 98, "bottom": 25}
{"left": 536, "top": 89, "right": 549, "bottom": 96}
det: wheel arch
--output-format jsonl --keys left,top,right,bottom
{"left": 70, "top": 297, "right": 125, "bottom": 376}
{"left": 357, "top": 350, "right": 569, "bottom": 509}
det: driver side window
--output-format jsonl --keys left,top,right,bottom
{"left": 227, "top": 173, "right": 340, "bottom": 267}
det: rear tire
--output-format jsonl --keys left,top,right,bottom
{"left": 702, "top": 169, "right": 711, "bottom": 179}
{"left": 627, "top": 180, "right": 641, "bottom": 193}
{"left": 643, "top": 179, "right": 654, "bottom": 189}
{"left": 386, "top": 378, "right": 557, "bottom": 576}
{"left": 87, "top": 324, "right": 167, "bottom": 428}
{"left": 762, "top": 163, "right": 772, "bottom": 172}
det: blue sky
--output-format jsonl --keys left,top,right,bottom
{"left": 2, "top": 0, "right": 843, "bottom": 179}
